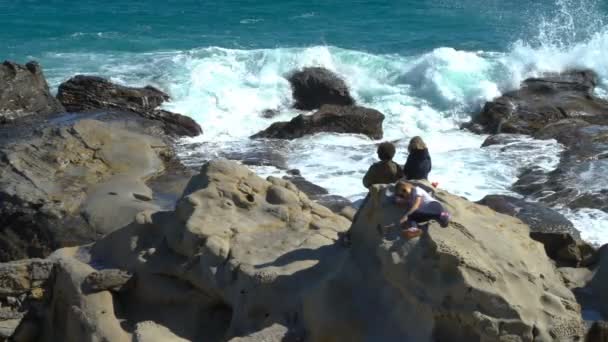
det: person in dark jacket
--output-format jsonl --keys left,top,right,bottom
{"left": 403, "top": 136, "right": 431, "bottom": 180}
{"left": 363, "top": 142, "right": 403, "bottom": 188}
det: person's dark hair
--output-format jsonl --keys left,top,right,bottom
{"left": 377, "top": 142, "right": 396, "bottom": 161}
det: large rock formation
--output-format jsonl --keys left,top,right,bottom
{"left": 251, "top": 104, "right": 384, "bottom": 140}
{"left": 1, "top": 160, "right": 586, "bottom": 341}
{"left": 288, "top": 67, "right": 355, "bottom": 110}
{"left": 57, "top": 75, "right": 202, "bottom": 137}
{"left": 0, "top": 115, "right": 172, "bottom": 262}
{"left": 471, "top": 70, "right": 608, "bottom": 135}
{"left": 0, "top": 61, "right": 64, "bottom": 123}
{"left": 478, "top": 195, "right": 596, "bottom": 267}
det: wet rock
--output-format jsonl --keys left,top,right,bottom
{"left": 288, "top": 67, "right": 355, "bottom": 110}
{"left": 57, "top": 75, "right": 201, "bottom": 137}
{"left": 478, "top": 195, "right": 596, "bottom": 266}
{"left": 261, "top": 109, "right": 280, "bottom": 119}
{"left": 472, "top": 69, "right": 608, "bottom": 134}
{"left": 0, "top": 61, "right": 64, "bottom": 123}
{"left": 251, "top": 104, "right": 384, "bottom": 140}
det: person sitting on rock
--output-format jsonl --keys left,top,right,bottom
{"left": 394, "top": 181, "right": 450, "bottom": 239}
{"left": 363, "top": 142, "right": 403, "bottom": 188}
{"left": 403, "top": 136, "right": 431, "bottom": 180}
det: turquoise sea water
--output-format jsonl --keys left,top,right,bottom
{"left": 2, "top": 0, "right": 608, "bottom": 243}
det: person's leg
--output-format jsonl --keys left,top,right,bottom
{"left": 410, "top": 202, "right": 450, "bottom": 227}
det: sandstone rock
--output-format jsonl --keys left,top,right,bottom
{"left": 30, "top": 160, "right": 586, "bottom": 341}
{"left": 0, "top": 259, "right": 54, "bottom": 296}
{"left": 472, "top": 69, "right": 608, "bottom": 134}
{"left": 0, "top": 117, "right": 170, "bottom": 261}
{"left": 0, "top": 61, "right": 64, "bottom": 123}
{"left": 57, "top": 75, "right": 201, "bottom": 137}
{"left": 288, "top": 67, "right": 355, "bottom": 110}
{"left": 302, "top": 184, "right": 585, "bottom": 341}
{"left": 83, "top": 269, "right": 133, "bottom": 293}
{"left": 478, "top": 195, "right": 596, "bottom": 267}
{"left": 251, "top": 104, "right": 384, "bottom": 140}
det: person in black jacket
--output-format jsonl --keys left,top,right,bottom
{"left": 403, "top": 136, "right": 431, "bottom": 180}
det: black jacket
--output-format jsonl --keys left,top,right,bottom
{"left": 403, "top": 149, "right": 431, "bottom": 180}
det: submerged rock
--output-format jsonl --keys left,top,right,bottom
{"left": 0, "top": 61, "right": 64, "bottom": 123}
{"left": 288, "top": 67, "right": 355, "bottom": 110}
{"left": 57, "top": 75, "right": 202, "bottom": 137}
{"left": 251, "top": 104, "right": 385, "bottom": 140}
{"left": 13, "top": 160, "right": 586, "bottom": 341}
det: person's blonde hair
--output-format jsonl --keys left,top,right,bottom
{"left": 395, "top": 181, "right": 413, "bottom": 196}
{"left": 408, "top": 136, "right": 427, "bottom": 153}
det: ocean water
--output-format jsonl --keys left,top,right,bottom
{"left": 2, "top": 0, "right": 608, "bottom": 244}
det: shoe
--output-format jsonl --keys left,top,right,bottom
{"left": 439, "top": 212, "right": 451, "bottom": 228}
{"left": 402, "top": 227, "right": 422, "bottom": 239}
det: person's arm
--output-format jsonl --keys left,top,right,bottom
{"left": 399, "top": 195, "right": 422, "bottom": 225}
{"left": 396, "top": 163, "right": 404, "bottom": 179}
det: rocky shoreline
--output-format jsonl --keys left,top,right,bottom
{"left": 0, "top": 61, "right": 607, "bottom": 341}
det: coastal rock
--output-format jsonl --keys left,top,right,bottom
{"left": 0, "top": 61, "right": 64, "bottom": 123}
{"left": 57, "top": 75, "right": 202, "bottom": 137}
{"left": 251, "top": 104, "right": 384, "bottom": 140}
{"left": 288, "top": 67, "right": 355, "bottom": 110}
{"left": 0, "top": 116, "right": 170, "bottom": 262}
{"left": 478, "top": 195, "right": 596, "bottom": 266}
{"left": 26, "top": 160, "right": 585, "bottom": 341}
{"left": 303, "top": 184, "right": 585, "bottom": 341}
{"left": 472, "top": 69, "right": 608, "bottom": 135}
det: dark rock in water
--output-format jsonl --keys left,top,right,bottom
{"left": 288, "top": 67, "right": 355, "bottom": 110}
{"left": 251, "top": 104, "right": 384, "bottom": 140}
{"left": 57, "top": 75, "right": 202, "bottom": 137}
{"left": 478, "top": 195, "right": 596, "bottom": 267}
{"left": 0, "top": 61, "right": 64, "bottom": 123}
{"left": 261, "top": 109, "right": 280, "bottom": 119}
{"left": 283, "top": 173, "right": 352, "bottom": 213}
{"left": 587, "top": 321, "right": 608, "bottom": 342}
{"left": 514, "top": 124, "right": 608, "bottom": 212}
{"left": 481, "top": 134, "right": 528, "bottom": 147}
{"left": 471, "top": 69, "right": 608, "bottom": 135}
{"left": 0, "top": 112, "right": 177, "bottom": 262}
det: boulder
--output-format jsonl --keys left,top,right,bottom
{"left": 25, "top": 160, "right": 585, "bottom": 341}
{"left": 472, "top": 70, "right": 608, "bottom": 135}
{"left": 0, "top": 61, "right": 64, "bottom": 123}
{"left": 0, "top": 116, "right": 171, "bottom": 262}
{"left": 478, "top": 195, "right": 596, "bottom": 266}
{"left": 287, "top": 67, "right": 355, "bottom": 110}
{"left": 57, "top": 75, "right": 201, "bottom": 137}
{"left": 251, "top": 104, "right": 384, "bottom": 140}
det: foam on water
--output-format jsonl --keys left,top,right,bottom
{"left": 37, "top": 0, "right": 608, "bottom": 244}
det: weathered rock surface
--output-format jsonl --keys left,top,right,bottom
{"left": 0, "top": 61, "right": 64, "bottom": 123}
{"left": 57, "top": 75, "right": 202, "bottom": 137}
{"left": 478, "top": 195, "right": 596, "bottom": 267}
{"left": 288, "top": 67, "right": 355, "bottom": 110}
{"left": 471, "top": 70, "right": 608, "bottom": 135}
{"left": 0, "top": 115, "right": 171, "bottom": 262}
{"left": 4, "top": 160, "right": 585, "bottom": 341}
{"left": 251, "top": 104, "right": 384, "bottom": 140}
